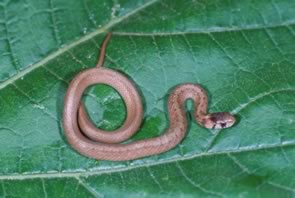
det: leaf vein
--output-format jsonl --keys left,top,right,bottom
{"left": 0, "top": 141, "right": 294, "bottom": 181}
{"left": 0, "top": 0, "right": 161, "bottom": 89}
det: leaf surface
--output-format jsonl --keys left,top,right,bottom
{"left": 0, "top": 0, "right": 295, "bottom": 197}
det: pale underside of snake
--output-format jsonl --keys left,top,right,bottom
{"left": 63, "top": 33, "right": 236, "bottom": 161}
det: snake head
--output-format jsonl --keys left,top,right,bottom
{"left": 205, "top": 112, "right": 236, "bottom": 129}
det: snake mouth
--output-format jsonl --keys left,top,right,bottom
{"left": 212, "top": 121, "right": 235, "bottom": 129}
{"left": 212, "top": 123, "right": 224, "bottom": 129}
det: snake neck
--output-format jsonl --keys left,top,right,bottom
{"left": 167, "top": 83, "right": 209, "bottom": 128}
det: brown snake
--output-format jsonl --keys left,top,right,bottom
{"left": 63, "top": 33, "right": 236, "bottom": 161}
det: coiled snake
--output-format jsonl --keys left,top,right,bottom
{"left": 63, "top": 33, "right": 236, "bottom": 161}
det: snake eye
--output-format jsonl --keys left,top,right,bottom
{"left": 220, "top": 122, "right": 227, "bottom": 128}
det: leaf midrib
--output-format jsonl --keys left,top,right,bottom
{"left": 0, "top": 140, "right": 294, "bottom": 181}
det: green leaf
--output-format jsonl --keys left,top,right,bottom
{"left": 1, "top": 0, "right": 295, "bottom": 197}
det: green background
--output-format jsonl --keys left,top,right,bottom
{"left": 0, "top": 0, "right": 295, "bottom": 197}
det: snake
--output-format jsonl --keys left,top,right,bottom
{"left": 63, "top": 33, "right": 236, "bottom": 161}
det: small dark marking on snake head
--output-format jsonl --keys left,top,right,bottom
{"left": 210, "top": 116, "right": 217, "bottom": 123}
{"left": 221, "top": 122, "right": 226, "bottom": 128}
